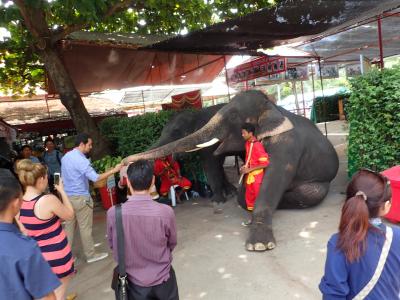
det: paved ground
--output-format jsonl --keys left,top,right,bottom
{"left": 68, "top": 120, "right": 349, "bottom": 300}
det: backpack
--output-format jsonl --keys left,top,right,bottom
{"left": 43, "top": 150, "right": 61, "bottom": 166}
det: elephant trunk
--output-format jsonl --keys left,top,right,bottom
{"left": 123, "top": 114, "right": 226, "bottom": 164}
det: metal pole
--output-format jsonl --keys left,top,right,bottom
{"left": 223, "top": 55, "right": 231, "bottom": 102}
{"left": 311, "top": 64, "right": 316, "bottom": 101}
{"left": 45, "top": 94, "right": 50, "bottom": 118}
{"left": 377, "top": 16, "right": 384, "bottom": 69}
{"left": 300, "top": 80, "right": 306, "bottom": 117}
{"left": 277, "top": 84, "right": 281, "bottom": 102}
{"left": 141, "top": 90, "right": 145, "bottom": 113}
{"left": 318, "top": 58, "right": 328, "bottom": 137}
{"left": 292, "top": 81, "right": 300, "bottom": 115}
{"left": 311, "top": 63, "right": 317, "bottom": 122}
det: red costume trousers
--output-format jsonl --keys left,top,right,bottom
{"left": 245, "top": 172, "right": 264, "bottom": 211}
{"left": 160, "top": 177, "right": 192, "bottom": 196}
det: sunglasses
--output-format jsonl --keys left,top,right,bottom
{"left": 359, "top": 168, "right": 391, "bottom": 202}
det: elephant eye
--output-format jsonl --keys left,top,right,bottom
{"left": 172, "top": 129, "right": 181, "bottom": 138}
{"left": 228, "top": 110, "right": 239, "bottom": 123}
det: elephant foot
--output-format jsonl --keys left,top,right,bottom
{"left": 246, "top": 243, "right": 254, "bottom": 251}
{"left": 223, "top": 183, "right": 237, "bottom": 198}
{"left": 210, "top": 194, "right": 227, "bottom": 204}
{"left": 213, "top": 202, "right": 224, "bottom": 214}
{"left": 245, "top": 223, "right": 276, "bottom": 252}
{"left": 245, "top": 242, "right": 276, "bottom": 252}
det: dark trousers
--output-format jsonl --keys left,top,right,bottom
{"left": 48, "top": 175, "right": 56, "bottom": 194}
{"left": 122, "top": 267, "right": 179, "bottom": 300}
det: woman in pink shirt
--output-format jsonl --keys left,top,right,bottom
{"left": 16, "top": 159, "right": 75, "bottom": 300}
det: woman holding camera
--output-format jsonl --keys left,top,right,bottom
{"left": 16, "top": 159, "right": 75, "bottom": 300}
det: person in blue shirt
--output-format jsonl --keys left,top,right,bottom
{"left": 20, "top": 145, "right": 41, "bottom": 163}
{"left": 42, "top": 138, "right": 63, "bottom": 193}
{"left": 320, "top": 169, "right": 400, "bottom": 299}
{"left": 61, "top": 133, "right": 121, "bottom": 264}
{"left": 0, "top": 168, "right": 60, "bottom": 300}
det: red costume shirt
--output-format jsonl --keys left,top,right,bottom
{"left": 244, "top": 137, "right": 269, "bottom": 210}
{"left": 154, "top": 156, "right": 191, "bottom": 196}
{"left": 154, "top": 157, "right": 181, "bottom": 184}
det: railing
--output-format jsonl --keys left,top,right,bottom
{"left": 287, "top": 107, "right": 312, "bottom": 118}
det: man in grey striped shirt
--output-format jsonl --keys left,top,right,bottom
{"left": 107, "top": 159, "right": 179, "bottom": 300}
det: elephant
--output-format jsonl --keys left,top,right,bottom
{"left": 124, "top": 90, "right": 339, "bottom": 251}
{"left": 150, "top": 104, "right": 240, "bottom": 208}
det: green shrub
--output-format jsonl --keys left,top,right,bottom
{"left": 92, "top": 155, "right": 122, "bottom": 173}
{"left": 99, "top": 111, "right": 175, "bottom": 157}
{"left": 347, "top": 66, "right": 400, "bottom": 176}
{"left": 179, "top": 152, "right": 207, "bottom": 182}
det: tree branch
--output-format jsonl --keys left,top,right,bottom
{"left": 50, "top": 0, "right": 144, "bottom": 44}
{"left": 14, "top": 0, "right": 50, "bottom": 39}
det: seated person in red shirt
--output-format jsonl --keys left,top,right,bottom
{"left": 154, "top": 155, "right": 191, "bottom": 200}
{"left": 119, "top": 164, "right": 159, "bottom": 199}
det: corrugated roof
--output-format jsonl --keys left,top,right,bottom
{"left": 119, "top": 83, "right": 236, "bottom": 104}
{"left": 65, "top": 31, "right": 169, "bottom": 48}
{"left": 0, "top": 97, "right": 124, "bottom": 125}
{"left": 296, "top": 10, "right": 400, "bottom": 63}
{"left": 144, "top": 0, "right": 400, "bottom": 55}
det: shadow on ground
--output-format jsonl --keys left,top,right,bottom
{"left": 68, "top": 120, "right": 349, "bottom": 300}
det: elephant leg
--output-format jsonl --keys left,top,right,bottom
{"left": 201, "top": 152, "right": 227, "bottom": 204}
{"left": 278, "top": 182, "right": 330, "bottom": 209}
{"left": 245, "top": 158, "right": 297, "bottom": 252}
{"left": 222, "top": 172, "right": 237, "bottom": 198}
{"left": 246, "top": 209, "right": 277, "bottom": 252}
{"left": 236, "top": 183, "right": 247, "bottom": 210}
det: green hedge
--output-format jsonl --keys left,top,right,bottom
{"left": 347, "top": 66, "right": 400, "bottom": 176}
{"left": 99, "top": 111, "right": 174, "bottom": 157}
{"left": 99, "top": 110, "right": 206, "bottom": 182}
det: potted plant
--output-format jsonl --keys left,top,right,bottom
{"left": 91, "top": 155, "right": 122, "bottom": 210}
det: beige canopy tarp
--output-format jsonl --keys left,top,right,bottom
{"left": 48, "top": 41, "right": 227, "bottom": 94}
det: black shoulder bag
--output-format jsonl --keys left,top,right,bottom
{"left": 111, "top": 204, "right": 131, "bottom": 300}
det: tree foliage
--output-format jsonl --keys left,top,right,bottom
{"left": 347, "top": 66, "right": 400, "bottom": 176}
{"left": 0, "top": 0, "right": 278, "bottom": 96}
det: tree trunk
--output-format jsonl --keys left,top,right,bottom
{"left": 39, "top": 46, "right": 111, "bottom": 159}
{"left": 13, "top": 0, "right": 111, "bottom": 160}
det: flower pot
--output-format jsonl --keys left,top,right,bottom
{"left": 99, "top": 186, "right": 117, "bottom": 210}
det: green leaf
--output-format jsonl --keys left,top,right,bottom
{"left": 0, "top": 0, "right": 280, "bottom": 95}
{"left": 347, "top": 66, "right": 400, "bottom": 176}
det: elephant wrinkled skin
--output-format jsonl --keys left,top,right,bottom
{"left": 124, "top": 90, "right": 339, "bottom": 251}
{"left": 150, "top": 104, "right": 239, "bottom": 206}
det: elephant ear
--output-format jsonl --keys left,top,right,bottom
{"left": 256, "top": 107, "right": 294, "bottom": 140}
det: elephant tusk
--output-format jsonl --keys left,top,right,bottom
{"left": 196, "top": 138, "right": 220, "bottom": 148}
{"left": 185, "top": 148, "right": 202, "bottom": 153}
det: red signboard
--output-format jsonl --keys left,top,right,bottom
{"left": 228, "top": 56, "right": 287, "bottom": 84}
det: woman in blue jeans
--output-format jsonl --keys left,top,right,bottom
{"left": 320, "top": 169, "right": 400, "bottom": 299}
